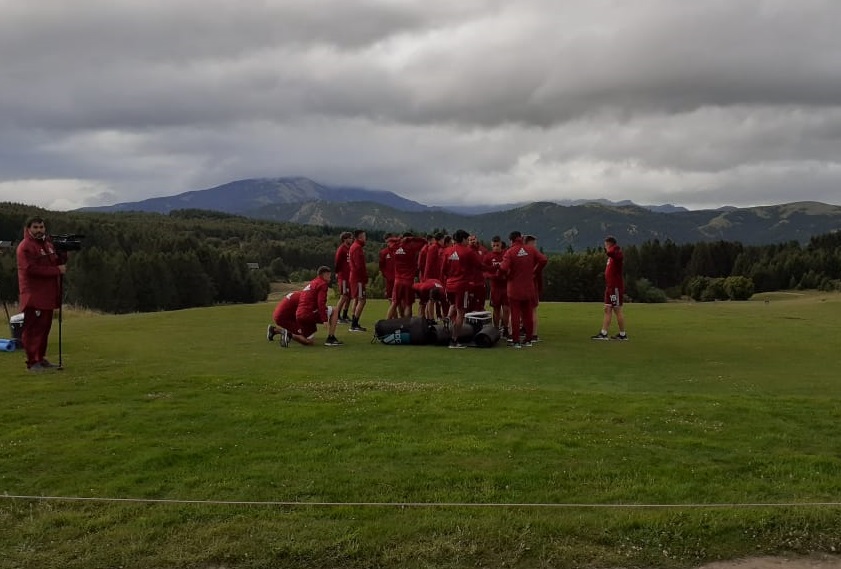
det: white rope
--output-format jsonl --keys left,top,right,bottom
{"left": 3, "top": 495, "right": 841, "bottom": 509}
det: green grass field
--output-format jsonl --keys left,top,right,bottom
{"left": 1, "top": 293, "right": 841, "bottom": 569}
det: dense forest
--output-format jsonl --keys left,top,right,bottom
{"left": 1, "top": 204, "right": 388, "bottom": 313}
{"left": 2, "top": 203, "right": 840, "bottom": 313}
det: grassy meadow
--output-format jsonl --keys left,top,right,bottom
{"left": 1, "top": 292, "right": 841, "bottom": 568}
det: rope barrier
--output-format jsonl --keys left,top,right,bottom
{"left": 3, "top": 495, "right": 841, "bottom": 509}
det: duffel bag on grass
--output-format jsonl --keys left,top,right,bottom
{"left": 374, "top": 317, "right": 431, "bottom": 345}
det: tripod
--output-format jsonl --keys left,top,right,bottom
{"left": 57, "top": 274, "right": 64, "bottom": 370}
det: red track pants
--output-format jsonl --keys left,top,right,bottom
{"left": 22, "top": 308, "right": 54, "bottom": 368}
{"left": 509, "top": 298, "right": 534, "bottom": 344}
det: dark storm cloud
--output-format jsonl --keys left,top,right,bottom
{"left": 1, "top": 0, "right": 841, "bottom": 210}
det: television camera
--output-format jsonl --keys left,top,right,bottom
{"left": 50, "top": 234, "right": 85, "bottom": 252}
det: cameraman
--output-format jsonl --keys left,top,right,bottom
{"left": 16, "top": 217, "right": 67, "bottom": 372}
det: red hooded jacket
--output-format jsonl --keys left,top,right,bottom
{"left": 16, "top": 229, "right": 66, "bottom": 310}
{"left": 349, "top": 239, "right": 368, "bottom": 284}
{"left": 500, "top": 239, "right": 547, "bottom": 301}
{"left": 296, "top": 277, "right": 330, "bottom": 324}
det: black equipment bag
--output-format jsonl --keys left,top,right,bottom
{"left": 374, "top": 317, "right": 430, "bottom": 345}
{"left": 472, "top": 323, "right": 501, "bottom": 348}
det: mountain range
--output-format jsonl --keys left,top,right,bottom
{"left": 80, "top": 177, "right": 841, "bottom": 251}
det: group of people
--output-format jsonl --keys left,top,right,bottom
{"left": 267, "top": 228, "right": 628, "bottom": 349}
{"left": 6, "top": 216, "right": 627, "bottom": 373}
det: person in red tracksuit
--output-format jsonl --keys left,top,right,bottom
{"left": 433, "top": 234, "right": 451, "bottom": 320}
{"left": 441, "top": 229, "right": 482, "bottom": 349}
{"left": 525, "top": 234, "right": 544, "bottom": 341}
{"left": 267, "top": 290, "right": 303, "bottom": 346}
{"left": 592, "top": 236, "right": 628, "bottom": 341}
{"left": 386, "top": 232, "right": 426, "bottom": 319}
{"left": 378, "top": 234, "right": 397, "bottom": 303}
{"left": 500, "top": 231, "right": 547, "bottom": 348}
{"left": 467, "top": 234, "right": 488, "bottom": 312}
{"left": 16, "top": 217, "right": 67, "bottom": 372}
{"left": 422, "top": 233, "right": 445, "bottom": 282}
{"left": 483, "top": 236, "right": 509, "bottom": 337}
{"left": 295, "top": 266, "right": 343, "bottom": 346}
{"left": 416, "top": 234, "right": 433, "bottom": 281}
{"left": 413, "top": 278, "right": 444, "bottom": 321}
{"left": 348, "top": 229, "right": 369, "bottom": 332}
{"left": 333, "top": 231, "right": 353, "bottom": 324}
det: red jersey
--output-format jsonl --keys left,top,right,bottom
{"left": 16, "top": 230, "right": 66, "bottom": 310}
{"left": 500, "top": 239, "right": 548, "bottom": 301}
{"left": 423, "top": 242, "right": 443, "bottom": 281}
{"left": 412, "top": 278, "right": 444, "bottom": 302}
{"left": 378, "top": 247, "right": 392, "bottom": 279}
{"left": 334, "top": 243, "right": 350, "bottom": 280}
{"left": 273, "top": 291, "right": 301, "bottom": 324}
{"left": 468, "top": 244, "right": 487, "bottom": 285}
{"left": 441, "top": 243, "right": 481, "bottom": 292}
{"left": 349, "top": 240, "right": 367, "bottom": 284}
{"left": 296, "top": 277, "right": 329, "bottom": 323}
{"left": 483, "top": 250, "right": 507, "bottom": 291}
{"left": 417, "top": 243, "right": 429, "bottom": 280}
{"left": 391, "top": 236, "right": 426, "bottom": 285}
{"left": 605, "top": 245, "right": 624, "bottom": 288}
{"left": 413, "top": 278, "right": 443, "bottom": 294}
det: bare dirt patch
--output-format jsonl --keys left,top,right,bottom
{"left": 699, "top": 556, "right": 841, "bottom": 569}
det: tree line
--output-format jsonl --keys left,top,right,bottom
{"left": 2, "top": 202, "right": 839, "bottom": 312}
{"left": 538, "top": 234, "right": 841, "bottom": 303}
{"left": 0, "top": 205, "right": 387, "bottom": 313}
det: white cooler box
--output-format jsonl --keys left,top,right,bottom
{"left": 465, "top": 311, "right": 492, "bottom": 331}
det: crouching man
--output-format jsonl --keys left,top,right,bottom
{"left": 267, "top": 266, "right": 343, "bottom": 347}
{"left": 296, "top": 266, "right": 343, "bottom": 347}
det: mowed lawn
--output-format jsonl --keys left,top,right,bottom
{"left": 1, "top": 293, "right": 840, "bottom": 569}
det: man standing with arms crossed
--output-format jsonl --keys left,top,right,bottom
{"left": 16, "top": 217, "right": 67, "bottom": 372}
{"left": 348, "top": 229, "right": 369, "bottom": 332}
{"left": 592, "top": 236, "right": 628, "bottom": 341}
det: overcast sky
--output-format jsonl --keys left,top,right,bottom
{"left": 2, "top": 0, "right": 841, "bottom": 211}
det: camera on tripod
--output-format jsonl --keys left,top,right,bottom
{"left": 50, "top": 234, "right": 85, "bottom": 252}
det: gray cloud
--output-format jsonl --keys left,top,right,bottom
{"left": 1, "top": 0, "right": 841, "bottom": 211}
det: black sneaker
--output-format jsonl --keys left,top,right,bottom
{"left": 349, "top": 325, "right": 367, "bottom": 333}
{"left": 338, "top": 317, "right": 351, "bottom": 324}
{"left": 280, "top": 329, "right": 290, "bottom": 348}
{"left": 324, "top": 336, "right": 344, "bottom": 346}
{"left": 611, "top": 333, "right": 629, "bottom": 341}
{"left": 266, "top": 324, "right": 276, "bottom": 342}
{"left": 448, "top": 341, "right": 466, "bottom": 349}
{"left": 590, "top": 332, "right": 610, "bottom": 341}
{"left": 523, "top": 341, "right": 533, "bottom": 347}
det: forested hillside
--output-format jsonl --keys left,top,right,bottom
{"left": 2, "top": 203, "right": 840, "bottom": 313}
{"left": 1, "top": 204, "right": 388, "bottom": 313}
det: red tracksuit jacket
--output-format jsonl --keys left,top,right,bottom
{"left": 16, "top": 230, "right": 66, "bottom": 310}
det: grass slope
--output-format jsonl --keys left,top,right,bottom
{"left": 1, "top": 295, "right": 841, "bottom": 568}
